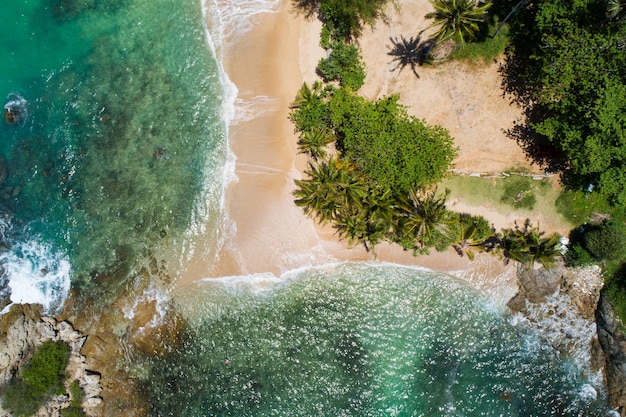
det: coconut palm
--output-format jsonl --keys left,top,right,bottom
{"left": 297, "top": 127, "right": 335, "bottom": 161}
{"left": 425, "top": 0, "right": 492, "bottom": 45}
{"left": 452, "top": 213, "right": 493, "bottom": 260}
{"left": 499, "top": 220, "right": 562, "bottom": 269}
{"left": 608, "top": 0, "right": 626, "bottom": 18}
{"left": 396, "top": 187, "right": 455, "bottom": 249}
{"left": 290, "top": 81, "right": 323, "bottom": 110}
{"left": 294, "top": 158, "right": 367, "bottom": 224}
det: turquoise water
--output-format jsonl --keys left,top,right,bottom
{"left": 147, "top": 264, "right": 612, "bottom": 416}
{"left": 0, "top": 2, "right": 616, "bottom": 416}
{"left": 0, "top": 0, "right": 227, "bottom": 309}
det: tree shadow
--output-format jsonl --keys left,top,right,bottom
{"left": 290, "top": 0, "right": 321, "bottom": 20}
{"left": 387, "top": 35, "right": 434, "bottom": 78}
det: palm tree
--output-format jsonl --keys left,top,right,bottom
{"left": 294, "top": 158, "right": 367, "bottom": 224}
{"left": 499, "top": 220, "right": 562, "bottom": 269}
{"left": 452, "top": 213, "right": 493, "bottom": 260}
{"left": 425, "top": 0, "right": 492, "bottom": 46}
{"left": 608, "top": 0, "right": 626, "bottom": 18}
{"left": 290, "top": 81, "right": 323, "bottom": 110}
{"left": 297, "top": 127, "right": 335, "bottom": 161}
{"left": 395, "top": 187, "right": 455, "bottom": 250}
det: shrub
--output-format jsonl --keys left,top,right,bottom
{"left": 61, "top": 380, "right": 87, "bottom": 417}
{"left": 1, "top": 340, "right": 70, "bottom": 416}
{"left": 583, "top": 220, "right": 626, "bottom": 261}
{"left": 500, "top": 178, "right": 536, "bottom": 210}
{"left": 317, "top": 42, "right": 366, "bottom": 90}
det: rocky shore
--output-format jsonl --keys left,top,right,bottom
{"left": 0, "top": 304, "right": 102, "bottom": 417}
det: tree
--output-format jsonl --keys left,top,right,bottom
{"left": 425, "top": 0, "right": 492, "bottom": 45}
{"left": 318, "top": 0, "right": 392, "bottom": 41}
{"left": 395, "top": 187, "right": 456, "bottom": 250}
{"left": 583, "top": 219, "right": 626, "bottom": 261}
{"left": 502, "top": 0, "right": 626, "bottom": 204}
{"left": 452, "top": 213, "right": 493, "bottom": 260}
{"left": 316, "top": 41, "right": 366, "bottom": 90}
{"left": 500, "top": 221, "right": 562, "bottom": 269}
{"left": 608, "top": 0, "right": 626, "bottom": 18}
{"left": 289, "top": 82, "right": 331, "bottom": 133}
{"left": 294, "top": 158, "right": 368, "bottom": 224}
{"left": 329, "top": 90, "right": 457, "bottom": 194}
{"left": 297, "top": 127, "right": 335, "bottom": 161}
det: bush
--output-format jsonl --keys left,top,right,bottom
{"left": 500, "top": 177, "right": 536, "bottom": 210}
{"left": 564, "top": 242, "right": 596, "bottom": 267}
{"left": 317, "top": 42, "right": 366, "bottom": 90}
{"left": 61, "top": 380, "right": 87, "bottom": 417}
{"left": 584, "top": 220, "right": 626, "bottom": 261}
{"left": 1, "top": 340, "right": 70, "bottom": 416}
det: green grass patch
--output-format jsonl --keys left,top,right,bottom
{"left": 441, "top": 174, "right": 572, "bottom": 230}
{"left": 449, "top": 23, "right": 510, "bottom": 64}
{"left": 1, "top": 340, "right": 70, "bottom": 417}
{"left": 555, "top": 189, "right": 623, "bottom": 224}
{"left": 500, "top": 177, "right": 537, "bottom": 210}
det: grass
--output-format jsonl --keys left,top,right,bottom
{"left": 449, "top": 23, "right": 510, "bottom": 64}
{"left": 555, "top": 189, "right": 625, "bottom": 225}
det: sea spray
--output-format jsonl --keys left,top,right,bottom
{"left": 0, "top": 238, "right": 71, "bottom": 315}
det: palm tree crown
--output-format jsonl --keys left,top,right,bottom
{"left": 425, "top": 0, "right": 492, "bottom": 45}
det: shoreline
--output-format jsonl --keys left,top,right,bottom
{"left": 174, "top": 0, "right": 536, "bottom": 299}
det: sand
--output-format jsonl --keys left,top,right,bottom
{"left": 175, "top": 0, "right": 550, "bottom": 297}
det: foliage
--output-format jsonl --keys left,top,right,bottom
{"left": 425, "top": 0, "right": 492, "bottom": 45}
{"left": 499, "top": 220, "right": 562, "bottom": 269}
{"left": 329, "top": 90, "right": 457, "bottom": 194}
{"left": 583, "top": 219, "right": 626, "bottom": 261}
{"left": 317, "top": 0, "right": 391, "bottom": 41}
{"left": 61, "top": 380, "right": 87, "bottom": 417}
{"left": 503, "top": 0, "right": 626, "bottom": 204}
{"left": 604, "top": 263, "right": 626, "bottom": 324}
{"left": 452, "top": 213, "right": 493, "bottom": 259}
{"left": 500, "top": 177, "right": 536, "bottom": 210}
{"left": 564, "top": 242, "right": 596, "bottom": 267}
{"left": 289, "top": 82, "right": 331, "bottom": 133}
{"left": 316, "top": 41, "right": 366, "bottom": 90}
{"left": 448, "top": 22, "right": 509, "bottom": 63}
{"left": 1, "top": 340, "right": 70, "bottom": 417}
{"left": 394, "top": 188, "right": 457, "bottom": 252}
{"left": 297, "top": 127, "right": 335, "bottom": 161}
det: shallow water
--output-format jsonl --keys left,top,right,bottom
{"left": 0, "top": 0, "right": 228, "bottom": 310}
{"left": 147, "top": 264, "right": 612, "bottom": 416}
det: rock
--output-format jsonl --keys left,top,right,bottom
{"left": 0, "top": 305, "right": 103, "bottom": 416}
{"left": 0, "top": 155, "right": 7, "bottom": 186}
{"left": 596, "top": 294, "right": 626, "bottom": 416}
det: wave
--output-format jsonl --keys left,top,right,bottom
{"left": 0, "top": 225, "right": 71, "bottom": 315}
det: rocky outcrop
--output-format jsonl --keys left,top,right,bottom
{"left": 596, "top": 293, "right": 626, "bottom": 416}
{"left": 507, "top": 264, "right": 603, "bottom": 320}
{"left": 0, "top": 304, "right": 103, "bottom": 417}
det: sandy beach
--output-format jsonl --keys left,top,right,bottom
{"left": 176, "top": 0, "right": 554, "bottom": 298}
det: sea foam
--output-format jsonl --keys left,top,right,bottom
{"left": 0, "top": 238, "right": 71, "bottom": 315}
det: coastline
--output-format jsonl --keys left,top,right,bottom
{"left": 175, "top": 0, "right": 532, "bottom": 299}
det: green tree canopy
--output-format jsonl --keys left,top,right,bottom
{"left": 329, "top": 89, "right": 457, "bottom": 194}
{"left": 504, "top": 0, "right": 626, "bottom": 204}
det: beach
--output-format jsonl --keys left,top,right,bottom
{"left": 177, "top": 0, "right": 558, "bottom": 295}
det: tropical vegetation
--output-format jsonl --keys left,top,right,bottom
{"left": 425, "top": 0, "right": 492, "bottom": 45}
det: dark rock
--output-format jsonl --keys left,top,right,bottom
{"left": 596, "top": 294, "right": 626, "bottom": 416}
{"left": 0, "top": 154, "right": 8, "bottom": 187}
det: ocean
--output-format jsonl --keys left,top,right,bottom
{"left": 0, "top": 1, "right": 616, "bottom": 416}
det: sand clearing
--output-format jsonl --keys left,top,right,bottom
{"left": 177, "top": 0, "right": 554, "bottom": 292}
